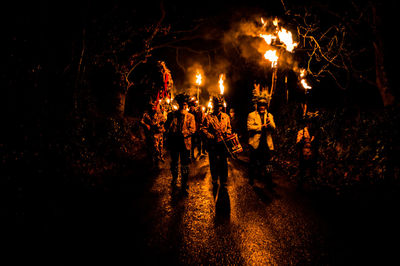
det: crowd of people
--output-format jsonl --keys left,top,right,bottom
{"left": 140, "top": 90, "right": 318, "bottom": 198}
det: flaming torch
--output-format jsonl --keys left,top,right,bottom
{"left": 277, "top": 28, "right": 298, "bottom": 52}
{"left": 264, "top": 50, "right": 279, "bottom": 103}
{"left": 259, "top": 17, "right": 298, "bottom": 107}
{"left": 300, "top": 69, "right": 312, "bottom": 115}
{"left": 196, "top": 71, "right": 202, "bottom": 101}
{"left": 263, "top": 50, "right": 278, "bottom": 68}
{"left": 218, "top": 74, "right": 225, "bottom": 95}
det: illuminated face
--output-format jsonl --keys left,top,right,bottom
{"left": 258, "top": 105, "right": 266, "bottom": 114}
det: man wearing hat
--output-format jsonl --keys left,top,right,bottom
{"left": 164, "top": 93, "right": 196, "bottom": 194}
{"left": 201, "top": 96, "right": 232, "bottom": 199}
{"left": 247, "top": 96, "right": 276, "bottom": 187}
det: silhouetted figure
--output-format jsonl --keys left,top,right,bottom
{"left": 164, "top": 94, "right": 196, "bottom": 194}
{"left": 188, "top": 98, "right": 206, "bottom": 160}
{"left": 296, "top": 113, "right": 319, "bottom": 190}
{"left": 140, "top": 100, "right": 166, "bottom": 168}
{"left": 201, "top": 96, "right": 232, "bottom": 201}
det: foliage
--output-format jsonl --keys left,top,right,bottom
{"left": 273, "top": 103, "right": 400, "bottom": 194}
{"left": 63, "top": 110, "right": 147, "bottom": 187}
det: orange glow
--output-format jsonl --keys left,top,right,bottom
{"left": 218, "top": 74, "right": 225, "bottom": 95}
{"left": 263, "top": 50, "right": 278, "bottom": 68}
{"left": 259, "top": 34, "right": 276, "bottom": 45}
{"left": 299, "top": 68, "right": 312, "bottom": 90}
{"left": 300, "top": 68, "right": 306, "bottom": 78}
{"left": 272, "top": 17, "right": 279, "bottom": 27}
{"left": 277, "top": 28, "right": 298, "bottom": 52}
{"left": 196, "top": 71, "right": 202, "bottom": 86}
{"left": 301, "top": 79, "right": 312, "bottom": 90}
{"left": 259, "top": 17, "right": 297, "bottom": 53}
{"left": 207, "top": 96, "right": 213, "bottom": 110}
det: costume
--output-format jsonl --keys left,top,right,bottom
{"left": 164, "top": 94, "right": 196, "bottom": 191}
{"left": 201, "top": 97, "right": 232, "bottom": 191}
{"left": 247, "top": 100, "right": 276, "bottom": 186}
{"left": 140, "top": 104, "right": 166, "bottom": 166}
{"left": 296, "top": 113, "right": 319, "bottom": 188}
{"left": 189, "top": 100, "right": 207, "bottom": 159}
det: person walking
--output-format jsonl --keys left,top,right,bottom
{"left": 247, "top": 97, "right": 276, "bottom": 188}
{"left": 201, "top": 96, "right": 232, "bottom": 200}
{"left": 164, "top": 93, "right": 196, "bottom": 194}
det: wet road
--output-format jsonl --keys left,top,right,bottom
{"left": 131, "top": 155, "right": 331, "bottom": 265}
{"left": 9, "top": 152, "right": 399, "bottom": 264}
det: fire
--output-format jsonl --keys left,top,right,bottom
{"left": 258, "top": 17, "right": 297, "bottom": 53}
{"left": 264, "top": 50, "right": 278, "bottom": 68}
{"left": 272, "top": 17, "right": 279, "bottom": 27}
{"left": 277, "top": 28, "right": 298, "bottom": 52}
{"left": 196, "top": 71, "right": 202, "bottom": 85}
{"left": 300, "top": 69, "right": 312, "bottom": 90}
{"left": 207, "top": 97, "right": 213, "bottom": 110}
{"left": 301, "top": 79, "right": 312, "bottom": 90}
{"left": 260, "top": 34, "right": 276, "bottom": 45}
{"left": 300, "top": 68, "right": 306, "bottom": 78}
{"left": 218, "top": 74, "right": 225, "bottom": 95}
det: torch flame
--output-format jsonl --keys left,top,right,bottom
{"left": 277, "top": 28, "right": 298, "bottom": 52}
{"left": 300, "top": 68, "right": 306, "bottom": 78}
{"left": 196, "top": 71, "right": 202, "bottom": 85}
{"left": 260, "top": 34, "right": 276, "bottom": 45}
{"left": 218, "top": 74, "right": 225, "bottom": 95}
{"left": 273, "top": 17, "right": 279, "bottom": 27}
{"left": 207, "top": 97, "right": 213, "bottom": 110}
{"left": 301, "top": 79, "right": 312, "bottom": 90}
{"left": 264, "top": 50, "right": 278, "bottom": 68}
{"left": 299, "top": 69, "right": 311, "bottom": 90}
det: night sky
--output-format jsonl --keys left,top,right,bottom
{"left": 3, "top": 0, "right": 398, "bottom": 140}
{"left": 5, "top": 1, "right": 397, "bottom": 115}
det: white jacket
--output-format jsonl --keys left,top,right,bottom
{"left": 247, "top": 111, "right": 275, "bottom": 150}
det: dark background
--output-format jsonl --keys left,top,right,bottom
{"left": 4, "top": 0, "right": 398, "bottom": 123}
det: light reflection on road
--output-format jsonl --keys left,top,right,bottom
{"left": 147, "top": 154, "right": 328, "bottom": 264}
